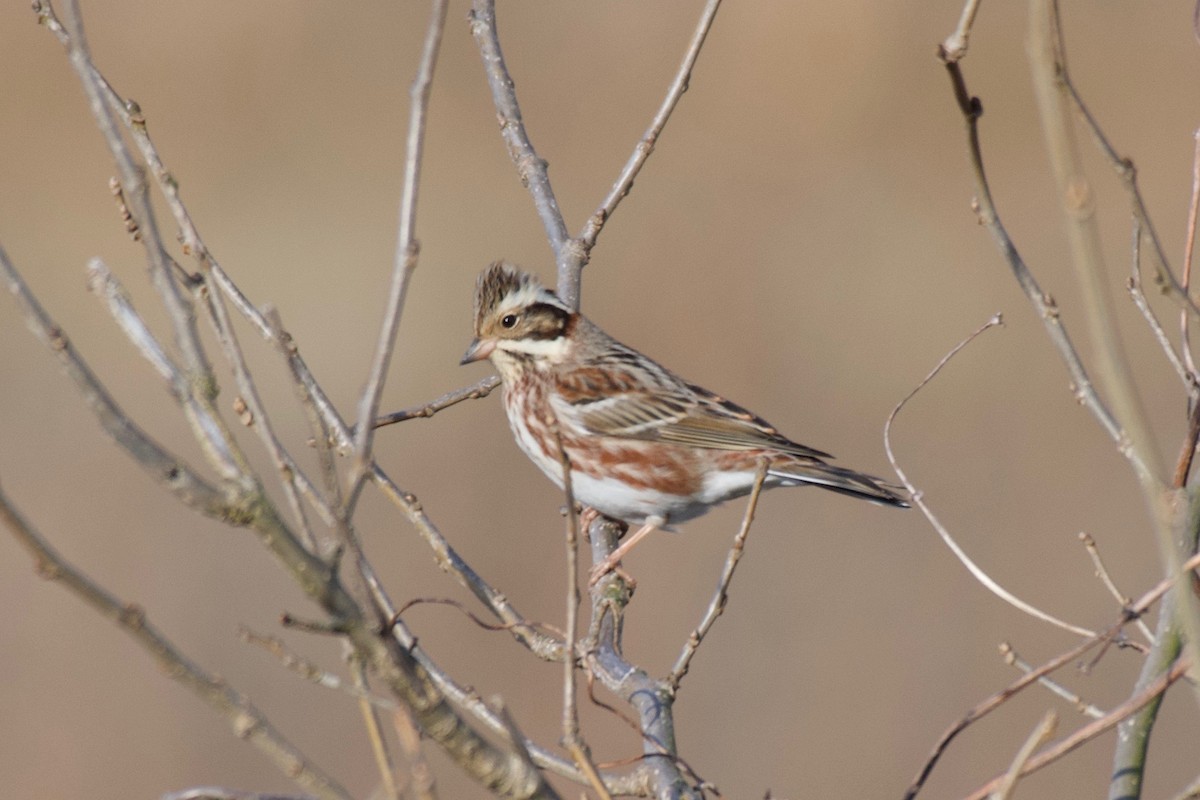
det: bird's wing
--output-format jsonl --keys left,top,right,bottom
{"left": 551, "top": 358, "right": 831, "bottom": 459}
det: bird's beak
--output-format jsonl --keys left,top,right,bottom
{"left": 459, "top": 337, "right": 495, "bottom": 365}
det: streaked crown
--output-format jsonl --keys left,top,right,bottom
{"left": 463, "top": 261, "right": 575, "bottom": 370}
{"left": 471, "top": 261, "right": 566, "bottom": 335}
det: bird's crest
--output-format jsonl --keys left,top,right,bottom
{"left": 472, "top": 261, "right": 563, "bottom": 333}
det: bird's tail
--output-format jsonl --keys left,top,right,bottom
{"left": 769, "top": 461, "right": 910, "bottom": 508}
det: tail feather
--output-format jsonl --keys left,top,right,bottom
{"left": 768, "top": 463, "right": 910, "bottom": 509}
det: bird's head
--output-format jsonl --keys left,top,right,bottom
{"left": 460, "top": 261, "right": 574, "bottom": 374}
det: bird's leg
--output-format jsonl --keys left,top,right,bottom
{"left": 589, "top": 522, "right": 657, "bottom": 586}
{"left": 578, "top": 506, "right": 600, "bottom": 539}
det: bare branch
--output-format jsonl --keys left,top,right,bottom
{"left": 84, "top": 258, "right": 246, "bottom": 496}
{"left": 240, "top": 628, "right": 392, "bottom": 704}
{"left": 548, "top": 419, "right": 612, "bottom": 800}
{"left": 990, "top": 710, "right": 1058, "bottom": 800}
{"left": 667, "top": 460, "right": 768, "bottom": 691}
{"left": 350, "top": 653, "right": 401, "bottom": 800}
{"left": 1078, "top": 532, "right": 1154, "bottom": 644}
{"left": 1028, "top": 0, "right": 1163, "bottom": 488}
{"left": 468, "top": 0, "right": 571, "bottom": 292}
{"left": 1180, "top": 130, "right": 1200, "bottom": 376}
{"left": 937, "top": 47, "right": 1146, "bottom": 477}
{"left": 1128, "top": 219, "right": 1194, "bottom": 395}
{"left": 372, "top": 376, "right": 500, "bottom": 429}
{"left": 886, "top": 314, "right": 1095, "bottom": 636}
{"left": 0, "top": 484, "right": 353, "bottom": 800}
{"left": 905, "top": 547, "right": 1200, "bottom": 800}
{"left": 939, "top": 0, "right": 983, "bottom": 62}
{"left": 964, "top": 655, "right": 1189, "bottom": 800}
{"left": 578, "top": 0, "right": 723, "bottom": 257}
{"left": 204, "top": 284, "right": 328, "bottom": 549}
{"left": 392, "top": 697, "right": 439, "bottom": 800}
{"left": 351, "top": 0, "right": 449, "bottom": 498}
{"left": 162, "top": 790, "right": 317, "bottom": 800}
{"left": 58, "top": 1, "right": 227, "bottom": 464}
{"left": 1000, "top": 643, "right": 1105, "bottom": 718}
{"left": 1, "top": 247, "right": 229, "bottom": 519}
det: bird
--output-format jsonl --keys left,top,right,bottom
{"left": 460, "top": 261, "right": 908, "bottom": 584}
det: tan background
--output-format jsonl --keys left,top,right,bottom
{"left": 2, "top": 2, "right": 1199, "bottom": 798}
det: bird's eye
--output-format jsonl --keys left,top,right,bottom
{"left": 501, "top": 314, "right": 518, "bottom": 329}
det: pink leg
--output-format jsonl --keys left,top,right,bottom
{"left": 589, "top": 522, "right": 657, "bottom": 586}
{"left": 578, "top": 506, "right": 600, "bottom": 533}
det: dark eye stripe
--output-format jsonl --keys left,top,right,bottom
{"left": 520, "top": 302, "right": 569, "bottom": 340}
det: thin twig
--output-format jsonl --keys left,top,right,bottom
{"left": 58, "top": 1, "right": 247, "bottom": 488}
{"left": 667, "top": 460, "right": 768, "bottom": 692}
{"left": 999, "top": 643, "right": 1105, "bottom": 718}
{"left": 1168, "top": 772, "right": 1200, "bottom": 800}
{"left": 162, "top": 790, "right": 316, "bottom": 800}
{"left": 886, "top": 314, "right": 1095, "bottom": 636}
{"left": 905, "top": 547, "right": 1200, "bottom": 800}
{"left": 86, "top": 258, "right": 182, "bottom": 386}
{"left": 1, "top": 247, "right": 228, "bottom": 518}
{"left": 203, "top": 281, "right": 326, "bottom": 549}
{"left": 938, "top": 44, "right": 1145, "bottom": 476}
{"left": 549, "top": 418, "right": 613, "bottom": 800}
{"left": 1181, "top": 130, "right": 1200, "bottom": 377}
{"left": 240, "top": 628, "right": 394, "bottom": 707}
{"left": 578, "top": 0, "right": 723, "bottom": 260}
{"left": 391, "top": 697, "right": 439, "bottom": 800}
{"left": 0, "top": 484, "right": 353, "bottom": 800}
{"left": 1128, "top": 218, "right": 1194, "bottom": 394}
{"left": 372, "top": 376, "right": 500, "bottom": 429}
{"left": 1078, "top": 532, "right": 1154, "bottom": 644}
{"left": 989, "top": 710, "right": 1057, "bottom": 800}
{"left": 1028, "top": 0, "right": 1163, "bottom": 489}
{"left": 964, "top": 655, "right": 1190, "bottom": 800}
{"left": 1055, "top": 35, "right": 1200, "bottom": 326}
{"left": 1176, "top": 393, "right": 1200, "bottom": 490}
{"left": 468, "top": 0, "right": 571, "bottom": 292}
{"left": 350, "top": 653, "right": 400, "bottom": 800}
{"left": 350, "top": 0, "right": 449, "bottom": 506}
{"left": 940, "top": 0, "right": 983, "bottom": 62}
{"left": 370, "top": 468, "right": 566, "bottom": 660}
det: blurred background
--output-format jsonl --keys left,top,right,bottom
{"left": 3, "top": 2, "right": 1200, "bottom": 798}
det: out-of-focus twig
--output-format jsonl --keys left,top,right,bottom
{"left": 964, "top": 655, "right": 1189, "bottom": 800}
{"left": 989, "top": 710, "right": 1057, "bottom": 800}
{"left": 350, "top": 654, "right": 400, "bottom": 800}
{"left": 905, "top": 547, "right": 1200, "bottom": 800}
{"left": 1078, "top": 532, "right": 1154, "bottom": 644}
{"left": 0, "top": 484, "right": 352, "bottom": 800}
{"left": 1000, "top": 642, "right": 1105, "bottom": 718}
{"left": 1128, "top": 219, "right": 1194, "bottom": 396}
{"left": 1028, "top": 0, "right": 1163, "bottom": 488}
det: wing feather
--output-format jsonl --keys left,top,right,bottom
{"left": 551, "top": 357, "right": 831, "bottom": 459}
